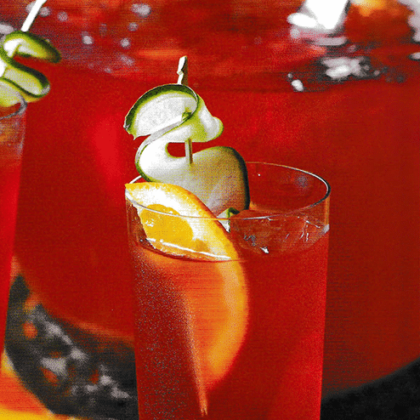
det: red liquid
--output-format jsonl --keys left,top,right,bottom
{"left": 205, "top": 80, "right": 420, "bottom": 393}
{"left": 0, "top": 146, "right": 22, "bottom": 355}
{"left": 10, "top": 0, "right": 420, "bottom": 400}
{"left": 127, "top": 198, "right": 329, "bottom": 419}
{"left": 14, "top": 65, "right": 140, "bottom": 341}
{"left": 14, "top": 54, "right": 420, "bottom": 396}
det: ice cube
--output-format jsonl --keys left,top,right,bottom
{"left": 230, "top": 210, "right": 327, "bottom": 255}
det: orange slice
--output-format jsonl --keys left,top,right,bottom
{"left": 125, "top": 182, "right": 249, "bottom": 395}
{"left": 125, "top": 182, "right": 241, "bottom": 260}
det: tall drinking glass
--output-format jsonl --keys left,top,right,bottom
{"left": 126, "top": 162, "right": 330, "bottom": 420}
{"left": 0, "top": 85, "right": 26, "bottom": 358}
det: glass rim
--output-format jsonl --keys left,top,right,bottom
{"left": 0, "top": 84, "right": 27, "bottom": 120}
{"left": 125, "top": 162, "right": 330, "bottom": 221}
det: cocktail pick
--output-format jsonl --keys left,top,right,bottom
{"left": 177, "top": 56, "right": 193, "bottom": 164}
{"left": 177, "top": 55, "right": 188, "bottom": 85}
{"left": 22, "top": 0, "right": 47, "bottom": 33}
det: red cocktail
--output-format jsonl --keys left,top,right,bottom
{"left": 0, "top": 85, "right": 26, "bottom": 359}
{"left": 126, "top": 162, "right": 330, "bottom": 420}
{"left": 13, "top": 64, "right": 139, "bottom": 340}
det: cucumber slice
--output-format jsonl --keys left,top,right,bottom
{"left": 0, "top": 80, "right": 23, "bottom": 106}
{"left": 3, "top": 31, "right": 61, "bottom": 63}
{"left": 0, "top": 31, "right": 61, "bottom": 105}
{"left": 124, "top": 84, "right": 223, "bottom": 142}
{"left": 137, "top": 143, "right": 249, "bottom": 216}
{"left": 125, "top": 84, "right": 250, "bottom": 215}
{"left": 0, "top": 47, "right": 50, "bottom": 101}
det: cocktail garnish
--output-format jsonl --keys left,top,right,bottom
{"left": 126, "top": 182, "right": 240, "bottom": 260}
{"left": 0, "top": 0, "right": 61, "bottom": 106}
{"left": 125, "top": 58, "right": 252, "bottom": 391}
{"left": 124, "top": 58, "right": 249, "bottom": 216}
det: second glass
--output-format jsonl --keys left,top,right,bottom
{"left": 126, "top": 162, "right": 330, "bottom": 420}
{"left": 0, "top": 85, "right": 26, "bottom": 359}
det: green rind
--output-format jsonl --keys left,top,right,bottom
{"left": 226, "top": 146, "right": 250, "bottom": 210}
{"left": 227, "top": 207, "right": 240, "bottom": 217}
{"left": 134, "top": 137, "right": 158, "bottom": 182}
{"left": 218, "top": 207, "right": 240, "bottom": 218}
{"left": 124, "top": 84, "right": 198, "bottom": 137}
{"left": 0, "top": 31, "right": 61, "bottom": 104}
{"left": 3, "top": 31, "right": 61, "bottom": 63}
{"left": 0, "top": 47, "right": 50, "bottom": 101}
{"left": 218, "top": 207, "right": 240, "bottom": 232}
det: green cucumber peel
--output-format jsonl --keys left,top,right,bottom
{"left": 0, "top": 47, "right": 50, "bottom": 100}
{"left": 125, "top": 84, "right": 204, "bottom": 138}
{"left": 125, "top": 83, "right": 250, "bottom": 215}
{"left": 0, "top": 31, "right": 61, "bottom": 105}
{"left": 219, "top": 207, "right": 240, "bottom": 218}
{"left": 3, "top": 31, "right": 61, "bottom": 63}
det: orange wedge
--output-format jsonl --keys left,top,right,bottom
{"left": 126, "top": 182, "right": 241, "bottom": 260}
{"left": 126, "top": 182, "right": 249, "bottom": 393}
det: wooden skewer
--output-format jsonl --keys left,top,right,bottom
{"left": 177, "top": 55, "right": 188, "bottom": 85}
{"left": 177, "top": 56, "right": 193, "bottom": 165}
{"left": 21, "top": 0, "right": 47, "bottom": 32}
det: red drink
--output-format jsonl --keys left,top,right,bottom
{"left": 2, "top": 1, "right": 419, "bottom": 417}
{"left": 0, "top": 150, "right": 22, "bottom": 354}
{"left": 126, "top": 163, "right": 330, "bottom": 420}
{"left": 0, "top": 89, "right": 26, "bottom": 358}
{"left": 13, "top": 66, "right": 139, "bottom": 340}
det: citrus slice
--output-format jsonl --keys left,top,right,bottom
{"left": 126, "top": 182, "right": 249, "bottom": 391}
{"left": 126, "top": 182, "right": 240, "bottom": 260}
{"left": 124, "top": 84, "right": 249, "bottom": 215}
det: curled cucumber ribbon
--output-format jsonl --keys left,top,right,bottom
{"left": 125, "top": 84, "right": 249, "bottom": 215}
{"left": 0, "top": 30, "right": 61, "bottom": 106}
